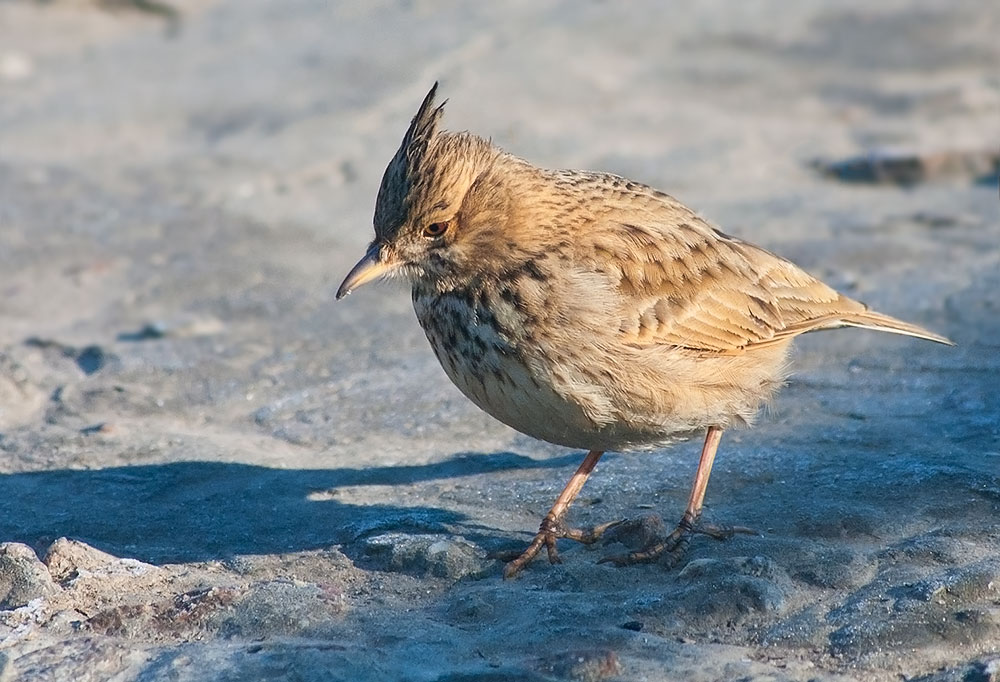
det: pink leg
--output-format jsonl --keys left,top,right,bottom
{"left": 503, "top": 450, "right": 613, "bottom": 579}
{"left": 601, "top": 426, "right": 753, "bottom": 567}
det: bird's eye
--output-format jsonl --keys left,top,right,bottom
{"left": 423, "top": 221, "right": 450, "bottom": 239}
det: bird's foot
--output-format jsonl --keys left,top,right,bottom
{"left": 598, "top": 514, "right": 757, "bottom": 568}
{"left": 500, "top": 517, "right": 622, "bottom": 579}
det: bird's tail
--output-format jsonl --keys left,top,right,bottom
{"left": 834, "top": 309, "right": 954, "bottom": 345}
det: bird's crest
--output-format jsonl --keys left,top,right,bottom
{"left": 402, "top": 82, "right": 446, "bottom": 177}
{"left": 373, "top": 83, "right": 447, "bottom": 239}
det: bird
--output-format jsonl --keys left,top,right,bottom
{"left": 336, "top": 83, "right": 952, "bottom": 579}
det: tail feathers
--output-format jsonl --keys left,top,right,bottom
{"left": 835, "top": 310, "right": 954, "bottom": 346}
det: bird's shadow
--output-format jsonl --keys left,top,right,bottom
{"left": 0, "top": 451, "right": 583, "bottom": 564}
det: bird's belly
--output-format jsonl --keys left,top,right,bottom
{"left": 411, "top": 291, "right": 785, "bottom": 451}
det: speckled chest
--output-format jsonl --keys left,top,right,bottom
{"left": 410, "top": 282, "right": 615, "bottom": 449}
{"left": 411, "top": 285, "right": 525, "bottom": 391}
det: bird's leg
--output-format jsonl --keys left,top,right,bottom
{"left": 503, "top": 450, "right": 609, "bottom": 579}
{"left": 601, "top": 426, "right": 754, "bottom": 567}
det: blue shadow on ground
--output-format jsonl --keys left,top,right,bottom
{"left": 0, "top": 451, "right": 585, "bottom": 564}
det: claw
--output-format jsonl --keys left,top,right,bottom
{"left": 544, "top": 533, "right": 561, "bottom": 564}
{"left": 598, "top": 516, "right": 754, "bottom": 568}
{"left": 503, "top": 518, "right": 622, "bottom": 579}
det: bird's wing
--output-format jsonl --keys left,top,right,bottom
{"left": 578, "top": 196, "right": 866, "bottom": 354}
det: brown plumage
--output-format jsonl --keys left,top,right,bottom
{"left": 337, "top": 84, "right": 952, "bottom": 578}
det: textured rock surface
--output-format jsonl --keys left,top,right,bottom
{"left": 359, "top": 533, "right": 493, "bottom": 579}
{"left": 0, "top": 0, "right": 997, "bottom": 680}
{"left": 0, "top": 544, "right": 59, "bottom": 610}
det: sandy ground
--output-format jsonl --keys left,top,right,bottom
{"left": 1, "top": 1, "right": 998, "bottom": 680}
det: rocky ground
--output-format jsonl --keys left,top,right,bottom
{"left": 1, "top": 1, "right": 998, "bottom": 680}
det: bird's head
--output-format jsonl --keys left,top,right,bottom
{"left": 337, "top": 83, "right": 519, "bottom": 299}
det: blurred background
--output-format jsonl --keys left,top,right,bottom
{"left": 0, "top": 1, "right": 998, "bottom": 680}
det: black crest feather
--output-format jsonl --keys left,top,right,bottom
{"left": 374, "top": 82, "right": 448, "bottom": 238}
{"left": 402, "top": 82, "right": 446, "bottom": 176}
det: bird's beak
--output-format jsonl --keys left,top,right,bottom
{"left": 336, "top": 243, "right": 393, "bottom": 300}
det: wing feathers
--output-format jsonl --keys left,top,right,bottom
{"left": 582, "top": 190, "right": 951, "bottom": 353}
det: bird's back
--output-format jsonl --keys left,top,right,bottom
{"left": 534, "top": 170, "right": 951, "bottom": 354}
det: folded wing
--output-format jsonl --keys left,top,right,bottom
{"left": 579, "top": 195, "right": 951, "bottom": 354}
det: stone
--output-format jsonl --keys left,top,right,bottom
{"left": 360, "top": 534, "right": 492, "bottom": 580}
{"left": 43, "top": 538, "right": 123, "bottom": 583}
{"left": 0, "top": 543, "right": 59, "bottom": 610}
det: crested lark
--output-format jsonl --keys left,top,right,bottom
{"left": 337, "top": 84, "right": 952, "bottom": 579}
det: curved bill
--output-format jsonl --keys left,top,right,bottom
{"left": 336, "top": 243, "right": 393, "bottom": 300}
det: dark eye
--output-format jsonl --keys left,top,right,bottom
{"left": 423, "top": 221, "right": 450, "bottom": 238}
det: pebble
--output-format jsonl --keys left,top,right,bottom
{"left": 360, "top": 533, "right": 491, "bottom": 580}
{"left": 0, "top": 543, "right": 60, "bottom": 610}
{"left": 599, "top": 514, "right": 665, "bottom": 551}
